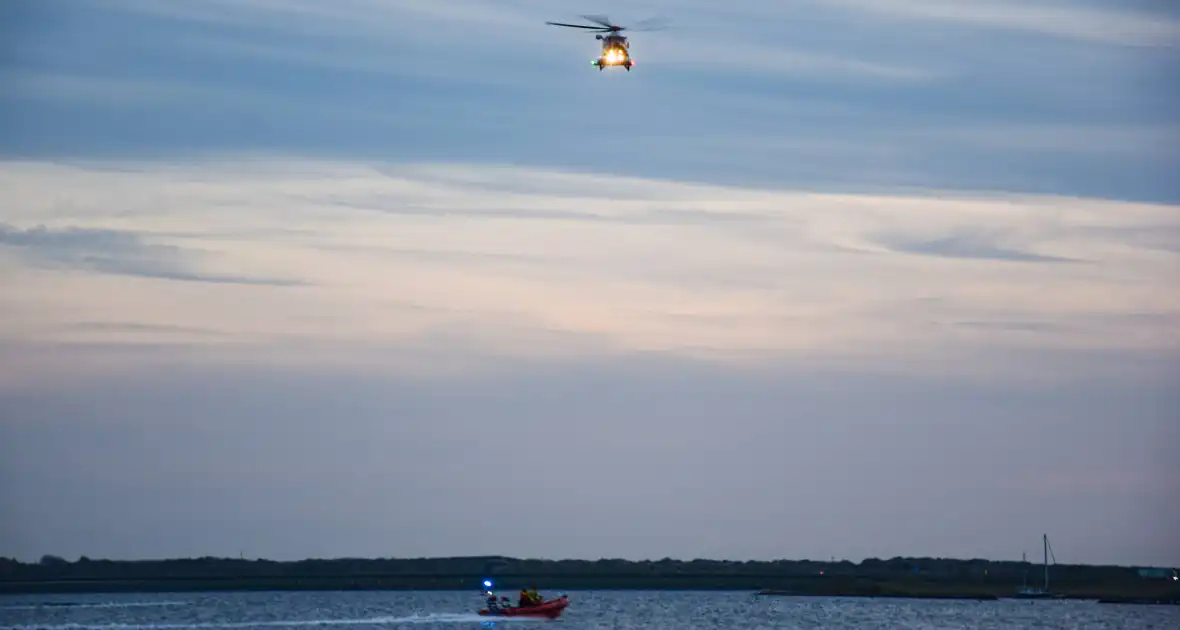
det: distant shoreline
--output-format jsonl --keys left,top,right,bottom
{"left": 2, "top": 556, "right": 1176, "bottom": 604}
{"left": 0, "top": 583, "right": 1176, "bottom": 606}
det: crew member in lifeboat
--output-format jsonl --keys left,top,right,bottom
{"left": 518, "top": 586, "right": 542, "bottom": 607}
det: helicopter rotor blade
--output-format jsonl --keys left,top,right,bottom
{"left": 545, "top": 21, "right": 612, "bottom": 31}
{"left": 628, "top": 16, "right": 671, "bottom": 32}
{"left": 580, "top": 14, "right": 616, "bottom": 29}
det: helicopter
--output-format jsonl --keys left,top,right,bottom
{"left": 545, "top": 15, "right": 668, "bottom": 71}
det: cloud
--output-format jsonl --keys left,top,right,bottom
{"left": 1082, "top": 225, "right": 1180, "bottom": 253}
{"left": 0, "top": 223, "right": 303, "bottom": 286}
{"left": 648, "top": 37, "right": 936, "bottom": 81}
{"left": 2, "top": 154, "right": 1177, "bottom": 567}
{"left": 98, "top": 0, "right": 923, "bottom": 81}
{"left": 69, "top": 321, "right": 236, "bottom": 337}
{"left": 1, "top": 157, "right": 1176, "bottom": 392}
{"left": 873, "top": 228, "right": 1077, "bottom": 262}
{"left": 818, "top": 0, "right": 1180, "bottom": 47}
{"left": 3, "top": 0, "right": 1175, "bottom": 205}
{"left": 907, "top": 123, "right": 1180, "bottom": 158}
{"left": 2, "top": 0, "right": 1177, "bottom": 569}
{"left": 1, "top": 339, "right": 1177, "bottom": 564}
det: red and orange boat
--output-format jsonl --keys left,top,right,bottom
{"left": 478, "top": 595, "right": 569, "bottom": 619}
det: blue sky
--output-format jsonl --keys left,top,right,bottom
{"left": 1, "top": 0, "right": 1178, "bottom": 565}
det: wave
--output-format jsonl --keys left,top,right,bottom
{"left": 1, "top": 603, "right": 190, "bottom": 611}
{"left": 0, "top": 613, "right": 545, "bottom": 629}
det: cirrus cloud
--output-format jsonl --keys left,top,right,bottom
{"left": 2, "top": 156, "right": 1176, "bottom": 387}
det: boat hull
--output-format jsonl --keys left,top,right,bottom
{"left": 478, "top": 596, "right": 569, "bottom": 619}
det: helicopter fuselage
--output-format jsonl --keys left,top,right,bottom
{"left": 593, "top": 33, "right": 632, "bottom": 70}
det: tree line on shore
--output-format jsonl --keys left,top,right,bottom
{"left": 1, "top": 554, "right": 1166, "bottom": 587}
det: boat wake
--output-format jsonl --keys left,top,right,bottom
{"left": 0, "top": 613, "right": 548, "bottom": 630}
{"left": 1, "top": 603, "right": 190, "bottom": 611}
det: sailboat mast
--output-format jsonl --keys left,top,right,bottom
{"left": 1042, "top": 534, "right": 1049, "bottom": 591}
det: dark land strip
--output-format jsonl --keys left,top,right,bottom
{"left": 3, "top": 556, "right": 1176, "bottom": 604}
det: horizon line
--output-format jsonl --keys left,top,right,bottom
{"left": 14, "top": 554, "right": 1175, "bottom": 570}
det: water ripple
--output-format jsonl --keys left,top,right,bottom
{"left": 1, "top": 591, "right": 1176, "bottom": 629}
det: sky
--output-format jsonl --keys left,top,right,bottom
{"left": 1, "top": 0, "right": 1178, "bottom": 567}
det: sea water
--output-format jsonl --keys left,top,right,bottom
{"left": 2, "top": 590, "right": 1176, "bottom": 629}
